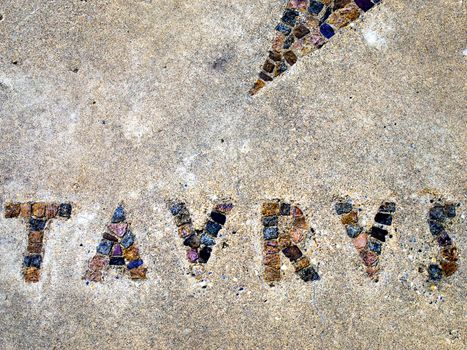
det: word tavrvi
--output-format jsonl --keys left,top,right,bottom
{"left": 3, "top": 197, "right": 461, "bottom": 285}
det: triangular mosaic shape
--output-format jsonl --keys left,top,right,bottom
{"left": 250, "top": 0, "right": 383, "bottom": 95}
{"left": 84, "top": 204, "right": 147, "bottom": 282}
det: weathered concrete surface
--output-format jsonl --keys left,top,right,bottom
{"left": 0, "top": 0, "right": 465, "bottom": 349}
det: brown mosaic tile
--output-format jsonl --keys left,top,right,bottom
{"left": 440, "top": 246, "right": 458, "bottom": 262}
{"left": 27, "top": 242, "right": 43, "bottom": 254}
{"left": 130, "top": 266, "right": 147, "bottom": 280}
{"left": 440, "top": 262, "right": 458, "bottom": 277}
{"left": 84, "top": 270, "right": 103, "bottom": 283}
{"left": 283, "top": 50, "right": 298, "bottom": 65}
{"left": 282, "top": 245, "right": 303, "bottom": 262}
{"left": 123, "top": 246, "right": 141, "bottom": 262}
{"left": 24, "top": 267, "right": 40, "bottom": 283}
{"left": 264, "top": 240, "right": 280, "bottom": 255}
{"left": 19, "top": 203, "right": 31, "bottom": 218}
{"left": 293, "top": 256, "right": 311, "bottom": 272}
{"left": 45, "top": 203, "right": 59, "bottom": 219}
{"left": 327, "top": 3, "right": 360, "bottom": 28}
{"left": 262, "top": 202, "right": 280, "bottom": 216}
{"left": 263, "top": 60, "right": 275, "bottom": 74}
{"left": 4, "top": 203, "right": 20, "bottom": 218}
{"left": 32, "top": 202, "right": 47, "bottom": 218}
{"left": 341, "top": 211, "right": 358, "bottom": 225}
{"left": 293, "top": 24, "right": 311, "bottom": 39}
{"left": 264, "top": 266, "right": 281, "bottom": 282}
{"left": 263, "top": 253, "right": 281, "bottom": 270}
{"left": 28, "top": 231, "right": 44, "bottom": 243}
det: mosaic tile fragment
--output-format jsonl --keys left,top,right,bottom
{"left": 4, "top": 201, "right": 72, "bottom": 283}
{"left": 84, "top": 204, "right": 147, "bottom": 282}
{"left": 250, "top": 0, "right": 383, "bottom": 95}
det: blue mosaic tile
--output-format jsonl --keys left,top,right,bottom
{"left": 308, "top": 1, "right": 324, "bottom": 15}
{"left": 277, "top": 61, "right": 288, "bottom": 75}
{"left": 210, "top": 211, "right": 226, "bottom": 225}
{"left": 437, "top": 232, "right": 452, "bottom": 247}
{"left": 121, "top": 231, "right": 135, "bottom": 249}
{"left": 298, "top": 266, "right": 320, "bottom": 282}
{"left": 263, "top": 226, "right": 279, "bottom": 240}
{"left": 428, "top": 220, "right": 444, "bottom": 236}
{"left": 428, "top": 264, "right": 442, "bottom": 281}
{"left": 200, "top": 233, "right": 216, "bottom": 246}
{"left": 170, "top": 202, "right": 185, "bottom": 216}
{"left": 379, "top": 202, "right": 396, "bottom": 213}
{"left": 205, "top": 221, "right": 222, "bottom": 236}
{"left": 127, "top": 259, "right": 144, "bottom": 270}
{"left": 445, "top": 204, "right": 457, "bottom": 218}
{"left": 283, "top": 35, "right": 295, "bottom": 49}
{"left": 374, "top": 212, "right": 393, "bottom": 226}
{"left": 346, "top": 224, "right": 362, "bottom": 238}
{"left": 320, "top": 6, "right": 332, "bottom": 24}
{"left": 335, "top": 201, "right": 352, "bottom": 215}
{"left": 280, "top": 203, "right": 291, "bottom": 216}
{"left": 198, "top": 246, "right": 212, "bottom": 263}
{"left": 275, "top": 23, "right": 292, "bottom": 36}
{"left": 262, "top": 216, "right": 278, "bottom": 227}
{"left": 58, "top": 203, "right": 72, "bottom": 218}
{"left": 354, "top": 0, "right": 374, "bottom": 12}
{"left": 370, "top": 226, "right": 387, "bottom": 242}
{"left": 97, "top": 239, "right": 113, "bottom": 255}
{"left": 29, "top": 218, "right": 46, "bottom": 231}
{"left": 281, "top": 9, "right": 299, "bottom": 26}
{"left": 429, "top": 205, "right": 446, "bottom": 222}
{"left": 319, "top": 23, "right": 335, "bottom": 39}
{"left": 111, "top": 205, "right": 125, "bottom": 223}
{"left": 109, "top": 257, "right": 125, "bottom": 266}
{"left": 24, "top": 255, "right": 42, "bottom": 268}
{"left": 368, "top": 241, "right": 382, "bottom": 255}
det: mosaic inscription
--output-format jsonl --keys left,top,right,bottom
{"left": 4, "top": 201, "right": 72, "bottom": 282}
{"left": 250, "top": 0, "right": 383, "bottom": 95}
{"left": 426, "top": 201, "right": 459, "bottom": 283}
{"left": 335, "top": 198, "right": 396, "bottom": 280}
{"left": 262, "top": 200, "right": 319, "bottom": 284}
{"left": 84, "top": 205, "right": 147, "bottom": 282}
{"left": 2, "top": 197, "right": 462, "bottom": 288}
{"left": 169, "top": 201, "right": 234, "bottom": 276}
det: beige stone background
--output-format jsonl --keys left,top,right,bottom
{"left": 0, "top": 0, "right": 465, "bottom": 349}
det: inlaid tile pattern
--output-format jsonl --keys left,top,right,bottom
{"left": 250, "top": 0, "right": 383, "bottom": 95}
{"left": 169, "top": 201, "right": 234, "bottom": 272}
{"left": 84, "top": 205, "right": 147, "bottom": 282}
{"left": 4, "top": 202, "right": 72, "bottom": 282}
{"left": 426, "top": 202, "right": 459, "bottom": 283}
{"left": 335, "top": 198, "right": 396, "bottom": 280}
{"left": 261, "top": 200, "right": 319, "bottom": 284}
